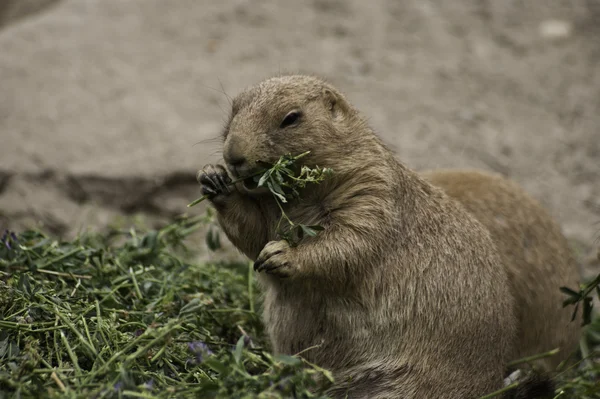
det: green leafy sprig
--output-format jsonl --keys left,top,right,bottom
{"left": 561, "top": 272, "right": 600, "bottom": 327}
{"left": 188, "top": 151, "right": 334, "bottom": 246}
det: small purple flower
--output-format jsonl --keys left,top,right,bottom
{"left": 114, "top": 381, "right": 124, "bottom": 392}
{"left": 1, "top": 230, "right": 18, "bottom": 250}
{"left": 134, "top": 329, "right": 144, "bottom": 337}
{"left": 142, "top": 379, "right": 154, "bottom": 390}
{"left": 187, "top": 341, "right": 213, "bottom": 364}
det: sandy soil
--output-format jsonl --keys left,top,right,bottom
{"left": 0, "top": 0, "right": 598, "bottom": 272}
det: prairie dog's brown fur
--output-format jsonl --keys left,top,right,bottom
{"left": 421, "top": 170, "right": 581, "bottom": 371}
{"left": 197, "top": 75, "right": 577, "bottom": 397}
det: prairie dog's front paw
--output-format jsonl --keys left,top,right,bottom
{"left": 197, "top": 164, "right": 233, "bottom": 202}
{"left": 254, "top": 240, "right": 297, "bottom": 278}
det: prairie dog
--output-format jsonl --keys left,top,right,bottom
{"left": 197, "top": 75, "right": 573, "bottom": 398}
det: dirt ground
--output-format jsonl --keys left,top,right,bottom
{"left": 0, "top": 0, "right": 598, "bottom": 274}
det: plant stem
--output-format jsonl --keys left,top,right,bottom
{"left": 507, "top": 348, "right": 560, "bottom": 367}
{"left": 248, "top": 261, "right": 255, "bottom": 314}
{"left": 38, "top": 248, "right": 83, "bottom": 269}
{"left": 187, "top": 170, "right": 266, "bottom": 208}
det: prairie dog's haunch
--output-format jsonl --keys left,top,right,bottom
{"left": 422, "top": 169, "right": 581, "bottom": 372}
{"left": 198, "top": 75, "right": 580, "bottom": 398}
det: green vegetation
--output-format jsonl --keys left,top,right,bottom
{"left": 0, "top": 213, "right": 333, "bottom": 398}
{"left": 554, "top": 271, "right": 600, "bottom": 399}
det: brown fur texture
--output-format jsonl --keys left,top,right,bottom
{"left": 421, "top": 170, "right": 582, "bottom": 371}
{"left": 198, "top": 75, "right": 518, "bottom": 398}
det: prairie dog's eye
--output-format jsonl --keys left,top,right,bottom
{"left": 280, "top": 111, "right": 301, "bottom": 128}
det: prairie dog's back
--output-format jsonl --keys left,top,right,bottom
{"left": 421, "top": 169, "right": 582, "bottom": 370}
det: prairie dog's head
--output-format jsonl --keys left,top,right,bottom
{"left": 221, "top": 75, "right": 362, "bottom": 192}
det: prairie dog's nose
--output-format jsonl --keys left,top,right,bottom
{"left": 224, "top": 137, "right": 247, "bottom": 170}
{"left": 227, "top": 153, "right": 246, "bottom": 167}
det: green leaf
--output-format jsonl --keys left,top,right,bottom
{"left": 570, "top": 303, "right": 579, "bottom": 322}
{"left": 267, "top": 181, "right": 287, "bottom": 203}
{"left": 560, "top": 286, "right": 580, "bottom": 298}
{"left": 274, "top": 170, "right": 285, "bottom": 185}
{"left": 179, "top": 298, "right": 203, "bottom": 316}
{"left": 258, "top": 172, "right": 270, "bottom": 188}
{"left": 234, "top": 335, "right": 245, "bottom": 365}
{"left": 562, "top": 297, "right": 580, "bottom": 307}
{"left": 300, "top": 225, "right": 318, "bottom": 237}
{"left": 203, "top": 357, "right": 228, "bottom": 375}
{"left": 307, "top": 225, "right": 325, "bottom": 231}
{"left": 280, "top": 167, "right": 295, "bottom": 176}
{"left": 294, "top": 225, "right": 304, "bottom": 241}
{"left": 140, "top": 231, "right": 159, "bottom": 249}
{"left": 17, "top": 274, "right": 32, "bottom": 297}
{"left": 273, "top": 354, "right": 302, "bottom": 366}
{"left": 269, "top": 179, "right": 286, "bottom": 197}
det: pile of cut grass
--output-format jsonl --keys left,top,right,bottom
{"left": 0, "top": 213, "right": 332, "bottom": 398}
{"left": 0, "top": 211, "right": 599, "bottom": 399}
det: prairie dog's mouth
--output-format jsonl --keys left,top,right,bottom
{"left": 240, "top": 176, "right": 270, "bottom": 195}
{"left": 227, "top": 167, "right": 269, "bottom": 194}
{"left": 224, "top": 160, "right": 273, "bottom": 194}
{"left": 242, "top": 175, "right": 260, "bottom": 191}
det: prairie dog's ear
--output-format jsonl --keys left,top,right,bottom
{"left": 322, "top": 87, "right": 349, "bottom": 119}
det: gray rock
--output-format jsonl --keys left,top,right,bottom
{"left": 0, "top": 0, "right": 61, "bottom": 28}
